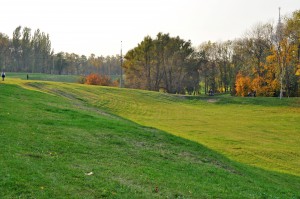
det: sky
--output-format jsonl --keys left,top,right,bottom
{"left": 0, "top": 0, "right": 299, "bottom": 56}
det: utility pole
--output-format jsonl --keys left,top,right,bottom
{"left": 298, "top": 44, "right": 300, "bottom": 62}
{"left": 120, "top": 41, "right": 123, "bottom": 88}
{"left": 276, "top": 7, "right": 284, "bottom": 99}
{"left": 52, "top": 55, "right": 54, "bottom": 74}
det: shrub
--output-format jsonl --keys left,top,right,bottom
{"left": 85, "top": 73, "right": 113, "bottom": 86}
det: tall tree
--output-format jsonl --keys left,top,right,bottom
{"left": 21, "top": 27, "right": 32, "bottom": 72}
{"left": 0, "top": 33, "right": 10, "bottom": 70}
{"left": 12, "top": 26, "right": 22, "bottom": 71}
{"left": 55, "top": 52, "right": 67, "bottom": 75}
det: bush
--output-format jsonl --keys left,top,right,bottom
{"left": 85, "top": 74, "right": 114, "bottom": 86}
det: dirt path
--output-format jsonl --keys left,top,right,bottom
{"left": 24, "top": 82, "right": 121, "bottom": 120}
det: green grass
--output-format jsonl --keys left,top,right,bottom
{"left": 23, "top": 80, "right": 300, "bottom": 176}
{"left": 7, "top": 72, "right": 81, "bottom": 83}
{"left": 7, "top": 72, "right": 120, "bottom": 83}
{"left": 1, "top": 77, "right": 300, "bottom": 198}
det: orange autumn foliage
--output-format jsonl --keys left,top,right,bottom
{"left": 251, "top": 76, "right": 278, "bottom": 97}
{"left": 235, "top": 68, "right": 279, "bottom": 97}
{"left": 250, "top": 52, "right": 279, "bottom": 97}
{"left": 85, "top": 73, "right": 116, "bottom": 86}
{"left": 235, "top": 73, "right": 251, "bottom": 97}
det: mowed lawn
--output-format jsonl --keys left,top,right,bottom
{"left": 8, "top": 72, "right": 81, "bottom": 83}
{"left": 0, "top": 77, "right": 300, "bottom": 198}
{"left": 22, "top": 79, "right": 300, "bottom": 176}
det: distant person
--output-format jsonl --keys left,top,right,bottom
{"left": 1, "top": 71, "right": 5, "bottom": 81}
{"left": 27, "top": 74, "right": 29, "bottom": 80}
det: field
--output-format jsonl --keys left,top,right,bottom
{"left": 1, "top": 74, "right": 300, "bottom": 198}
{"left": 8, "top": 72, "right": 120, "bottom": 83}
{"left": 8, "top": 73, "right": 81, "bottom": 83}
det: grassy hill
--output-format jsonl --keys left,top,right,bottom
{"left": 22, "top": 78, "right": 300, "bottom": 176}
{"left": 1, "top": 76, "right": 300, "bottom": 198}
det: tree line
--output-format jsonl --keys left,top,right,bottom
{"left": 124, "top": 10, "right": 300, "bottom": 96}
{"left": 1, "top": 10, "right": 300, "bottom": 97}
{"left": 0, "top": 26, "right": 121, "bottom": 77}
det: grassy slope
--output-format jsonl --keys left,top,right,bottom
{"left": 0, "top": 78, "right": 299, "bottom": 198}
{"left": 25, "top": 80, "right": 300, "bottom": 176}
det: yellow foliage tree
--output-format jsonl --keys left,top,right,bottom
{"left": 250, "top": 50, "right": 279, "bottom": 96}
{"left": 235, "top": 73, "right": 251, "bottom": 97}
{"left": 271, "top": 39, "right": 297, "bottom": 97}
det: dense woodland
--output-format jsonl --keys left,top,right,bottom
{"left": 1, "top": 10, "right": 300, "bottom": 96}
{"left": 124, "top": 10, "right": 300, "bottom": 97}
{"left": 0, "top": 27, "right": 121, "bottom": 76}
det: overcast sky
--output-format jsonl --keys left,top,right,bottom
{"left": 0, "top": 0, "right": 299, "bottom": 56}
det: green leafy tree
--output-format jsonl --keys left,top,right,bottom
{"left": 12, "top": 26, "right": 22, "bottom": 71}
{"left": 0, "top": 33, "right": 10, "bottom": 70}
{"left": 21, "top": 27, "right": 32, "bottom": 72}
{"left": 124, "top": 33, "right": 194, "bottom": 94}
